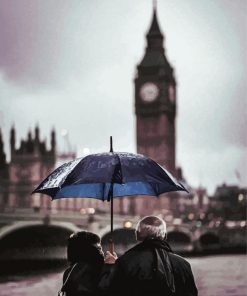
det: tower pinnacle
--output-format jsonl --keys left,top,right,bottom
{"left": 147, "top": 3, "right": 163, "bottom": 38}
{"left": 153, "top": 0, "right": 157, "bottom": 11}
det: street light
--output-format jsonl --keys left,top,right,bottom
{"left": 238, "top": 194, "right": 244, "bottom": 202}
{"left": 124, "top": 221, "right": 133, "bottom": 229}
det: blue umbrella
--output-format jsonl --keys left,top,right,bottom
{"left": 32, "top": 138, "right": 187, "bottom": 249}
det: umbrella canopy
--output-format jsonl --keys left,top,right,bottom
{"left": 33, "top": 151, "right": 187, "bottom": 252}
{"left": 33, "top": 152, "right": 187, "bottom": 200}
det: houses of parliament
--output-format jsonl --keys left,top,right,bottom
{"left": 0, "top": 8, "right": 201, "bottom": 217}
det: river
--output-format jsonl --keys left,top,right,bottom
{"left": 0, "top": 254, "right": 246, "bottom": 296}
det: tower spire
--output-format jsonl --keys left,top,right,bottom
{"left": 153, "top": 0, "right": 157, "bottom": 11}
{"left": 145, "top": 3, "right": 163, "bottom": 51}
{"left": 147, "top": 2, "right": 162, "bottom": 37}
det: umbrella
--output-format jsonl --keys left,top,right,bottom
{"left": 32, "top": 137, "right": 187, "bottom": 251}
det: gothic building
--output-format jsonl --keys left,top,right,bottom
{"left": 0, "top": 126, "right": 56, "bottom": 210}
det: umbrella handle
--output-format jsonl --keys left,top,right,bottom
{"left": 109, "top": 238, "right": 115, "bottom": 254}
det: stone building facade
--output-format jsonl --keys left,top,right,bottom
{"left": 0, "top": 126, "right": 56, "bottom": 211}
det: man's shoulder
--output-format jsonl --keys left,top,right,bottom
{"left": 169, "top": 252, "right": 190, "bottom": 263}
{"left": 168, "top": 253, "right": 192, "bottom": 270}
{"left": 121, "top": 243, "right": 147, "bottom": 255}
{"left": 117, "top": 243, "right": 152, "bottom": 265}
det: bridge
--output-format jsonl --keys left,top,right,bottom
{"left": 0, "top": 209, "right": 246, "bottom": 262}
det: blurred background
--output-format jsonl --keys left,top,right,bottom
{"left": 0, "top": 1, "right": 246, "bottom": 295}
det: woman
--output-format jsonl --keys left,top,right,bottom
{"left": 60, "top": 231, "right": 105, "bottom": 296}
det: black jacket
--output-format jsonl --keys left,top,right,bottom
{"left": 100, "top": 239, "right": 198, "bottom": 296}
{"left": 62, "top": 261, "right": 103, "bottom": 296}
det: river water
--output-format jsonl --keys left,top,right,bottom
{"left": 0, "top": 254, "right": 246, "bottom": 296}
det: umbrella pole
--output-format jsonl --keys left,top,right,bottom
{"left": 109, "top": 191, "right": 115, "bottom": 254}
{"left": 109, "top": 136, "right": 114, "bottom": 254}
{"left": 111, "top": 192, "right": 113, "bottom": 235}
{"left": 110, "top": 135, "right": 114, "bottom": 234}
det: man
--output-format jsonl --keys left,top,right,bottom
{"left": 101, "top": 215, "right": 198, "bottom": 296}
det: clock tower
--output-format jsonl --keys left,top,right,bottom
{"left": 135, "top": 7, "right": 176, "bottom": 176}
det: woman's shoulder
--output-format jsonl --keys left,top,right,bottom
{"left": 63, "top": 265, "right": 72, "bottom": 282}
{"left": 63, "top": 263, "right": 87, "bottom": 281}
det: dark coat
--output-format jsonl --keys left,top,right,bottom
{"left": 62, "top": 261, "right": 103, "bottom": 296}
{"left": 99, "top": 239, "right": 198, "bottom": 296}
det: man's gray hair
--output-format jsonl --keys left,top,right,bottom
{"left": 136, "top": 215, "right": 167, "bottom": 241}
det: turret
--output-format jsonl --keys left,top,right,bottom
{"left": 33, "top": 124, "right": 40, "bottom": 154}
{"left": 34, "top": 124, "right": 40, "bottom": 142}
{"left": 0, "top": 128, "right": 6, "bottom": 168}
{"left": 26, "top": 129, "right": 34, "bottom": 153}
{"left": 10, "top": 125, "right": 16, "bottom": 157}
{"left": 27, "top": 130, "right": 32, "bottom": 142}
{"left": 51, "top": 128, "right": 56, "bottom": 154}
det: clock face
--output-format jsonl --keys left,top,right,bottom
{"left": 139, "top": 82, "right": 159, "bottom": 103}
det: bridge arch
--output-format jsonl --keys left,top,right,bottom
{"left": 198, "top": 232, "right": 220, "bottom": 252}
{"left": 166, "top": 226, "right": 193, "bottom": 253}
{"left": 0, "top": 221, "right": 81, "bottom": 261}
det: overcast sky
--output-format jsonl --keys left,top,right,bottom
{"left": 0, "top": 0, "right": 246, "bottom": 194}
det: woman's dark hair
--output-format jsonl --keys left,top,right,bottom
{"left": 67, "top": 231, "right": 104, "bottom": 266}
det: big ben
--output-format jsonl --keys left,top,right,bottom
{"left": 135, "top": 7, "right": 176, "bottom": 177}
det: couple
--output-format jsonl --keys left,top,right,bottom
{"left": 60, "top": 215, "right": 198, "bottom": 296}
